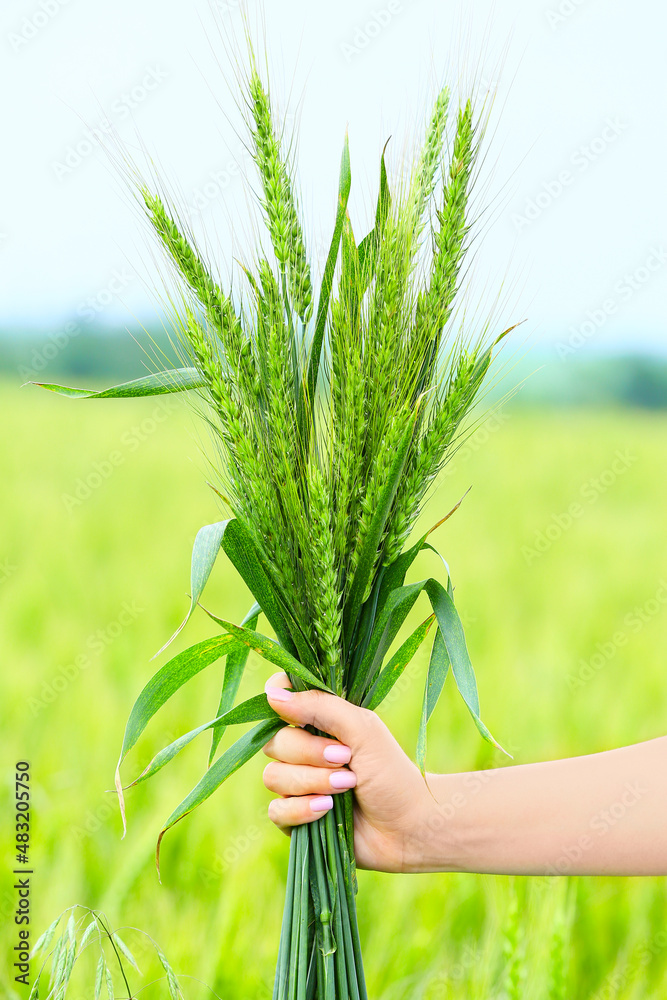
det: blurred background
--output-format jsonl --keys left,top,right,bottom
{"left": 2, "top": 0, "right": 666, "bottom": 997}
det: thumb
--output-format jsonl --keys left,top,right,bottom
{"left": 265, "top": 679, "right": 377, "bottom": 751}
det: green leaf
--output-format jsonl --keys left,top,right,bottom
{"left": 202, "top": 611, "right": 331, "bottom": 693}
{"left": 416, "top": 627, "right": 451, "bottom": 774}
{"left": 128, "top": 693, "right": 279, "bottom": 787}
{"left": 364, "top": 614, "right": 435, "bottom": 710}
{"left": 115, "top": 634, "right": 241, "bottom": 833}
{"left": 343, "top": 404, "right": 422, "bottom": 649}
{"left": 30, "top": 367, "right": 206, "bottom": 399}
{"left": 301, "top": 132, "right": 352, "bottom": 433}
{"left": 119, "top": 635, "right": 240, "bottom": 764}
{"left": 358, "top": 139, "right": 391, "bottom": 290}
{"left": 220, "top": 519, "right": 316, "bottom": 666}
{"left": 349, "top": 580, "right": 425, "bottom": 704}
{"left": 156, "top": 718, "right": 285, "bottom": 872}
{"left": 209, "top": 603, "right": 260, "bottom": 764}
{"left": 424, "top": 579, "right": 507, "bottom": 754}
{"left": 154, "top": 520, "right": 231, "bottom": 657}
{"left": 341, "top": 211, "right": 359, "bottom": 289}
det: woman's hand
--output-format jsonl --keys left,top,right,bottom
{"left": 262, "top": 673, "right": 433, "bottom": 873}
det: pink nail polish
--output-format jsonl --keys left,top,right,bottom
{"left": 323, "top": 744, "right": 352, "bottom": 764}
{"left": 329, "top": 770, "right": 357, "bottom": 790}
{"left": 265, "top": 685, "right": 293, "bottom": 703}
{"left": 310, "top": 795, "right": 333, "bottom": 813}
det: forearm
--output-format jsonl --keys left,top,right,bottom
{"left": 412, "top": 736, "right": 667, "bottom": 876}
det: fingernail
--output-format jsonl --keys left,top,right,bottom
{"left": 265, "top": 685, "right": 293, "bottom": 703}
{"left": 329, "top": 770, "right": 357, "bottom": 790}
{"left": 310, "top": 795, "right": 334, "bottom": 813}
{"left": 323, "top": 744, "right": 352, "bottom": 764}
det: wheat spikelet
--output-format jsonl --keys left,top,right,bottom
{"left": 247, "top": 69, "right": 313, "bottom": 324}
{"left": 407, "top": 85, "right": 450, "bottom": 239}
{"left": 306, "top": 463, "right": 343, "bottom": 690}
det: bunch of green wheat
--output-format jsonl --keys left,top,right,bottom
{"left": 36, "top": 47, "right": 510, "bottom": 1000}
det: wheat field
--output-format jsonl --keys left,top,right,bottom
{"left": 2, "top": 382, "right": 666, "bottom": 999}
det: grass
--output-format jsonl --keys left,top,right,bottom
{"left": 2, "top": 383, "right": 667, "bottom": 998}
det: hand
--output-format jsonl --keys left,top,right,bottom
{"left": 262, "top": 673, "right": 433, "bottom": 873}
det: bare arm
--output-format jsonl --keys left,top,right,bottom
{"left": 421, "top": 738, "right": 666, "bottom": 876}
{"left": 262, "top": 677, "right": 667, "bottom": 877}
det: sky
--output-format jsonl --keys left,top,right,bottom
{"left": 1, "top": 0, "right": 666, "bottom": 359}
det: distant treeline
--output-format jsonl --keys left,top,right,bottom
{"left": 1, "top": 324, "right": 666, "bottom": 409}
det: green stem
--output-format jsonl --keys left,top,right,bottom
{"left": 334, "top": 795, "right": 367, "bottom": 999}
{"left": 309, "top": 820, "right": 336, "bottom": 1000}
{"left": 324, "top": 810, "right": 352, "bottom": 1000}
{"left": 273, "top": 831, "right": 297, "bottom": 1000}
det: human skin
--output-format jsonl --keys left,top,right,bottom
{"left": 262, "top": 673, "right": 667, "bottom": 877}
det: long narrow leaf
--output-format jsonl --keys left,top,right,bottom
{"left": 202, "top": 610, "right": 331, "bottom": 693}
{"left": 416, "top": 627, "right": 450, "bottom": 773}
{"left": 220, "top": 519, "right": 315, "bottom": 665}
{"left": 31, "top": 368, "right": 206, "bottom": 399}
{"left": 115, "top": 634, "right": 240, "bottom": 833}
{"left": 156, "top": 718, "right": 285, "bottom": 874}
{"left": 363, "top": 614, "right": 435, "bottom": 710}
{"left": 301, "top": 132, "right": 352, "bottom": 430}
{"left": 154, "top": 520, "right": 230, "bottom": 658}
{"left": 424, "top": 579, "right": 507, "bottom": 754}
{"left": 128, "top": 693, "right": 279, "bottom": 787}
{"left": 118, "top": 635, "right": 240, "bottom": 763}
{"left": 349, "top": 581, "right": 425, "bottom": 704}
{"left": 209, "top": 603, "right": 260, "bottom": 764}
{"left": 357, "top": 139, "right": 391, "bottom": 291}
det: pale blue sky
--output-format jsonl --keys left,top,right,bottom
{"left": 1, "top": 0, "right": 666, "bottom": 356}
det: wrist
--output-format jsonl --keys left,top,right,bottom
{"left": 402, "top": 772, "right": 481, "bottom": 874}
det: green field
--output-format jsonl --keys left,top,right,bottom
{"left": 2, "top": 383, "right": 667, "bottom": 999}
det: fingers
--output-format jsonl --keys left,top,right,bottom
{"left": 268, "top": 794, "right": 334, "bottom": 832}
{"left": 265, "top": 676, "right": 380, "bottom": 750}
{"left": 263, "top": 725, "right": 352, "bottom": 768}
{"left": 264, "top": 761, "right": 357, "bottom": 797}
